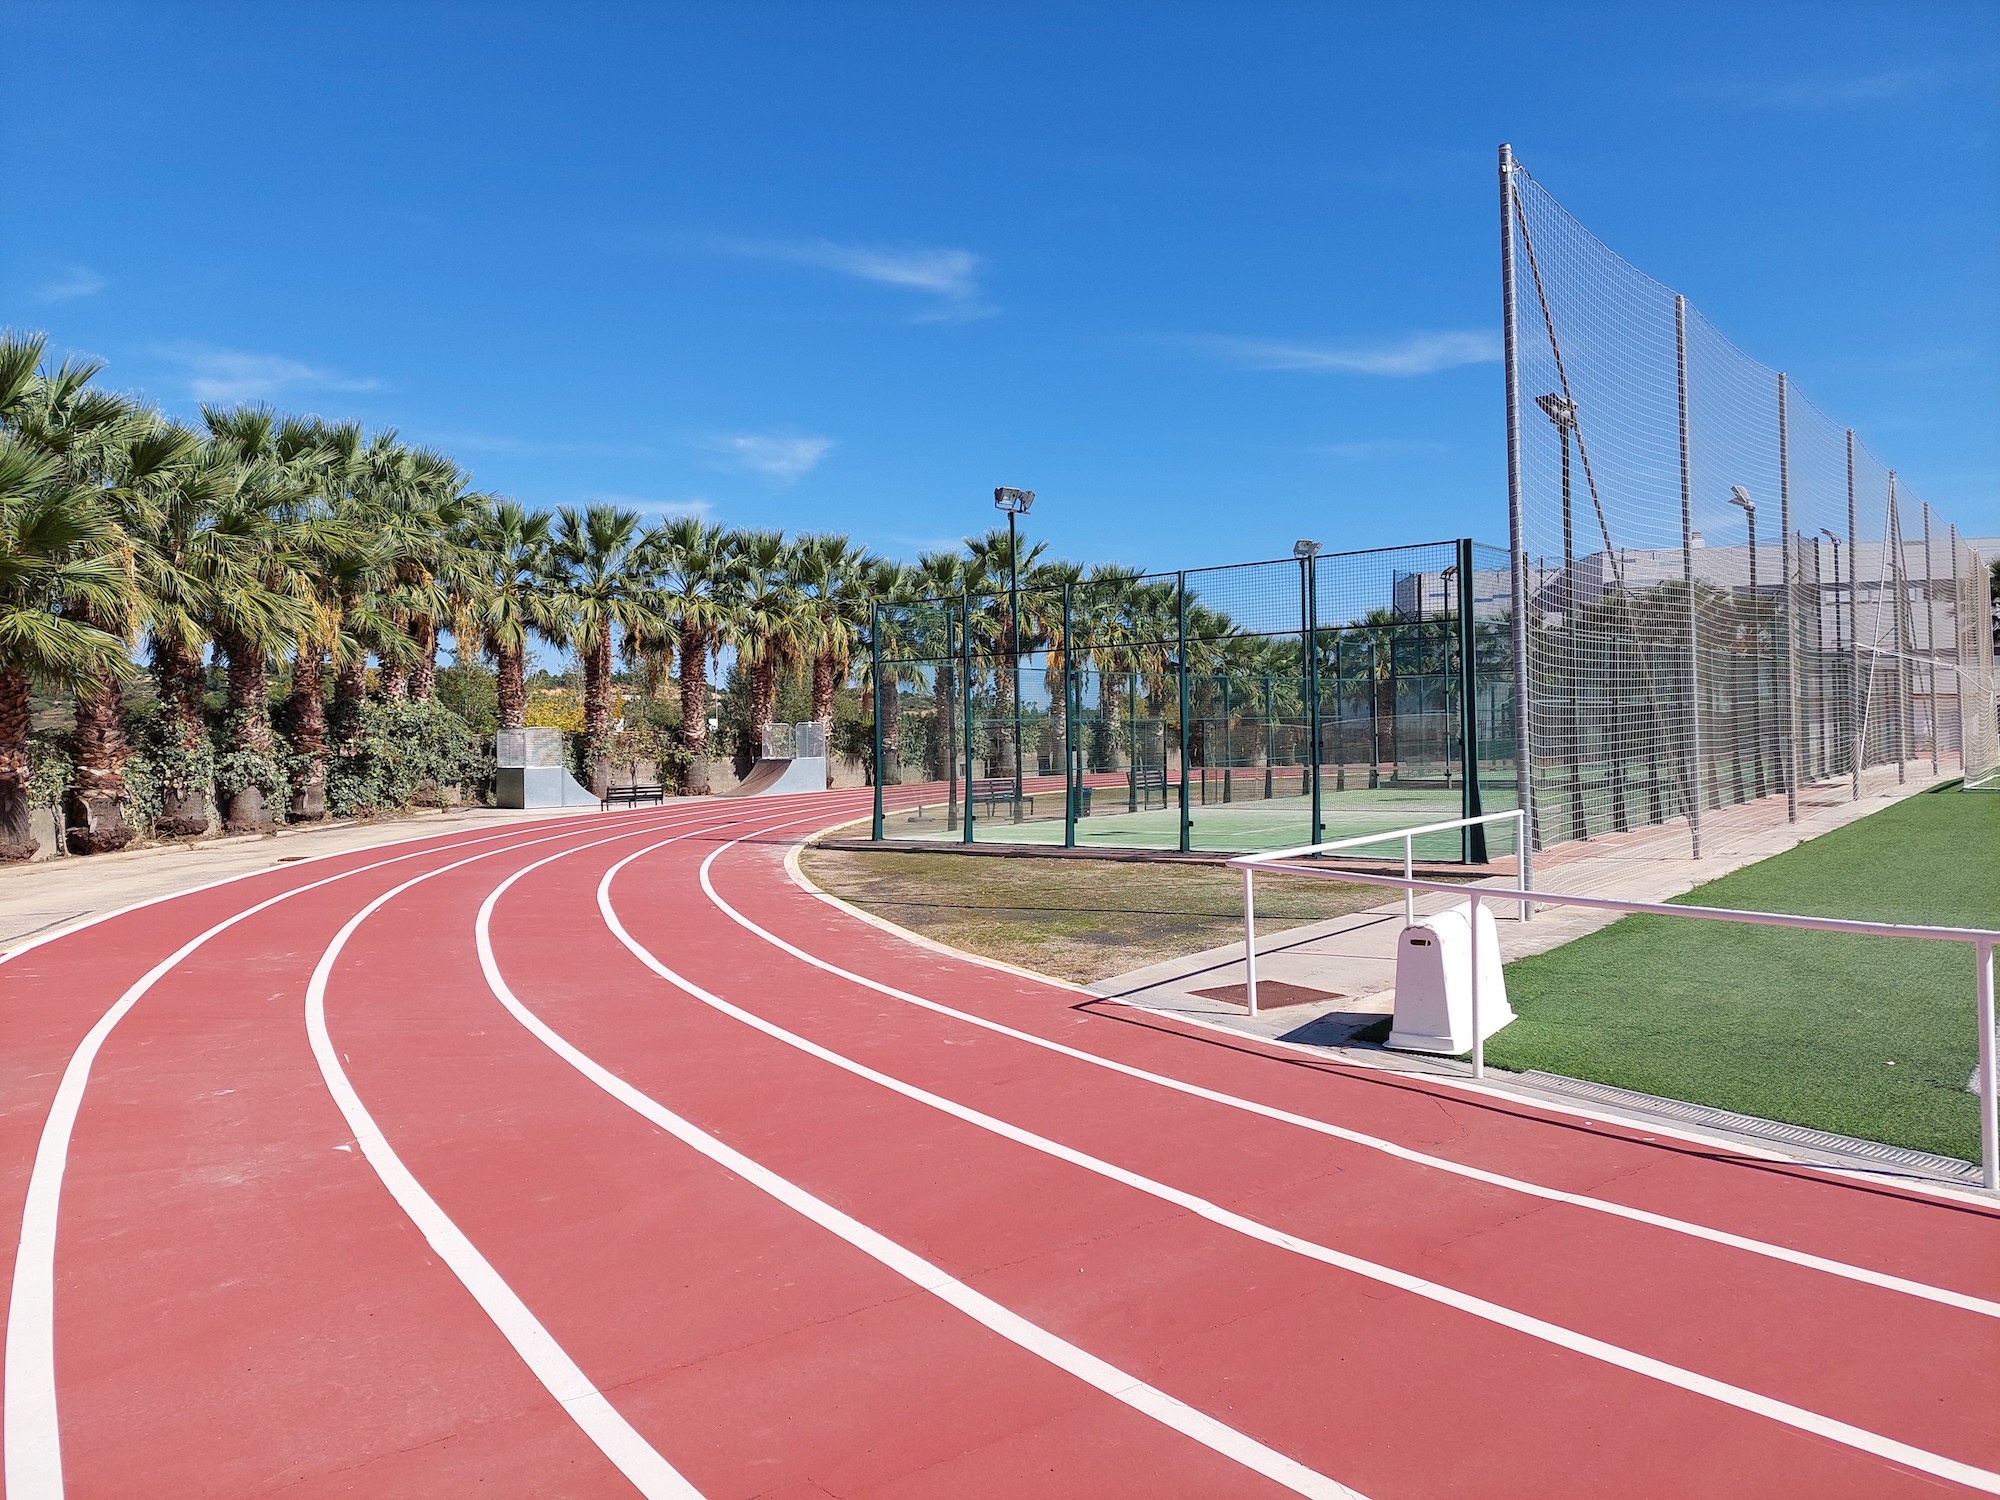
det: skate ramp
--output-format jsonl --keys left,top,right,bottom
{"left": 725, "top": 756, "right": 829, "bottom": 797}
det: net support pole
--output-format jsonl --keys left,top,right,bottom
{"left": 1923, "top": 505, "right": 1938, "bottom": 774}
{"left": 870, "top": 603, "right": 885, "bottom": 840}
{"left": 1499, "top": 143, "right": 1536, "bottom": 876}
{"left": 1676, "top": 293, "right": 1703, "bottom": 858}
{"left": 1979, "top": 938, "right": 1997, "bottom": 1192}
{"left": 1242, "top": 866, "right": 1259, "bottom": 1019}
{"left": 1847, "top": 430, "right": 1862, "bottom": 800}
{"left": 1949, "top": 523, "right": 1964, "bottom": 768}
{"left": 1469, "top": 889, "right": 1485, "bottom": 1080}
{"left": 1063, "top": 581, "right": 1077, "bottom": 848}
{"left": 1778, "top": 372, "right": 1800, "bottom": 822}
{"left": 1890, "top": 474, "right": 1907, "bottom": 783}
{"left": 962, "top": 591, "right": 975, "bottom": 844}
{"left": 1307, "top": 558, "right": 1323, "bottom": 844}
{"left": 1178, "top": 571, "right": 1192, "bottom": 854}
{"left": 1457, "top": 538, "right": 1488, "bottom": 863}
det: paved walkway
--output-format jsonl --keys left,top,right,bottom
{"left": 3, "top": 783, "right": 1996, "bottom": 1496}
{"left": 1091, "top": 762, "right": 1961, "bottom": 1047}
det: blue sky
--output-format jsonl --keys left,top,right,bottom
{"left": 4, "top": 1, "right": 1995, "bottom": 570}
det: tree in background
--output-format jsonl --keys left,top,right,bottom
{"left": 550, "top": 504, "right": 660, "bottom": 793}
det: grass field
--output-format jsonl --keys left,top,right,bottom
{"left": 799, "top": 848, "right": 1419, "bottom": 984}
{"left": 1485, "top": 784, "right": 1999, "bottom": 1162}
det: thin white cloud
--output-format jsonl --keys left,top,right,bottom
{"left": 156, "top": 342, "right": 382, "bottom": 403}
{"left": 1757, "top": 68, "right": 1937, "bottom": 110}
{"left": 708, "top": 235, "right": 987, "bottom": 316}
{"left": 582, "top": 494, "right": 714, "bottom": 520}
{"left": 704, "top": 432, "right": 833, "bottom": 482}
{"left": 1203, "top": 331, "right": 1500, "bottom": 376}
{"left": 37, "top": 265, "right": 107, "bottom": 302}
{"left": 433, "top": 432, "right": 660, "bottom": 460}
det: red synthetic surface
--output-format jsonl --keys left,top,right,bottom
{"left": 3, "top": 788, "right": 1997, "bottom": 1499}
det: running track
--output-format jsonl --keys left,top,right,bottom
{"left": 3, "top": 790, "right": 1996, "bottom": 1498}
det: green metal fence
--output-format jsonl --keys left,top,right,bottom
{"left": 868, "top": 539, "right": 1517, "bottom": 860}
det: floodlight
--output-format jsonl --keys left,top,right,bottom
{"left": 1819, "top": 528, "right": 1840, "bottom": 544}
{"left": 1293, "top": 539, "right": 1321, "bottom": 558}
{"left": 1534, "top": 393, "right": 1577, "bottom": 430}
{"left": 1728, "top": 486, "right": 1755, "bottom": 515}
{"left": 993, "top": 487, "right": 1035, "bottom": 514}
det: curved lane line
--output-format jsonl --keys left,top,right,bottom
{"left": 478, "top": 824, "right": 1363, "bottom": 1500}
{"left": 727, "top": 828, "right": 2000, "bottom": 1316}
{"left": 305, "top": 822, "right": 735, "bottom": 1499}
{"left": 1, "top": 806, "right": 694, "bottom": 1500}
{"left": 607, "top": 823, "right": 2000, "bottom": 1496}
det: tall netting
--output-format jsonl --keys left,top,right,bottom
{"left": 868, "top": 542, "right": 1518, "bottom": 857}
{"left": 1506, "top": 157, "right": 1998, "bottom": 852}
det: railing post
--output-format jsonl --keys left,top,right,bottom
{"left": 1469, "top": 889, "right": 1485, "bottom": 1079}
{"left": 1243, "top": 866, "right": 1259, "bottom": 1019}
{"left": 1979, "top": 937, "right": 1997, "bottom": 1192}
{"left": 1846, "top": 430, "right": 1862, "bottom": 801}
{"left": 1307, "top": 557, "right": 1323, "bottom": 844}
{"left": 871, "top": 603, "right": 885, "bottom": 840}
{"left": 1778, "top": 372, "right": 1800, "bottom": 823}
{"left": 1516, "top": 810, "right": 1532, "bottom": 923}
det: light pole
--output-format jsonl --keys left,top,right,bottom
{"left": 1730, "top": 486, "right": 1763, "bottom": 797}
{"left": 995, "top": 487, "right": 1035, "bottom": 822}
{"left": 1537, "top": 393, "right": 1586, "bottom": 840}
{"left": 1821, "top": 527, "right": 1844, "bottom": 779}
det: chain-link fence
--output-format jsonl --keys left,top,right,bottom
{"left": 866, "top": 540, "right": 1518, "bottom": 860}
{"left": 1504, "top": 149, "right": 1999, "bottom": 854}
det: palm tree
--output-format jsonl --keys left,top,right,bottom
{"left": 792, "top": 533, "right": 872, "bottom": 726}
{"left": 730, "top": 530, "right": 808, "bottom": 757}
{"left": 200, "top": 406, "right": 324, "bottom": 830}
{"left": 0, "top": 436, "right": 135, "bottom": 859}
{"left": 649, "top": 516, "right": 739, "bottom": 794}
{"left": 550, "top": 503, "right": 660, "bottom": 792}
{"left": 963, "top": 525, "right": 1049, "bottom": 780}
{"left": 470, "top": 500, "right": 558, "bottom": 730}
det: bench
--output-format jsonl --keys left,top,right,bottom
{"left": 602, "top": 782, "right": 665, "bottom": 809}
{"left": 970, "top": 778, "right": 1035, "bottom": 815}
{"left": 1128, "top": 765, "right": 1169, "bottom": 811}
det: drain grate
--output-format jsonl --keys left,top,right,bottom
{"left": 1518, "top": 1072, "right": 1982, "bottom": 1183}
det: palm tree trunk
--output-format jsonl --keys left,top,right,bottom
{"left": 220, "top": 631, "right": 275, "bottom": 832}
{"left": 496, "top": 642, "right": 527, "bottom": 731}
{"left": 811, "top": 651, "right": 837, "bottom": 725}
{"left": 0, "top": 668, "right": 40, "bottom": 861}
{"left": 749, "top": 656, "right": 776, "bottom": 758}
{"left": 331, "top": 657, "right": 367, "bottom": 751}
{"left": 153, "top": 639, "right": 212, "bottom": 836}
{"left": 678, "top": 627, "right": 710, "bottom": 794}
{"left": 376, "top": 656, "right": 409, "bottom": 701}
{"left": 410, "top": 618, "right": 438, "bottom": 701}
{"left": 284, "top": 647, "right": 328, "bottom": 821}
{"left": 880, "top": 676, "right": 901, "bottom": 785}
{"left": 582, "top": 634, "right": 614, "bottom": 794}
{"left": 66, "top": 669, "right": 135, "bottom": 853}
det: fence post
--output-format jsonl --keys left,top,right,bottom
{"left": 871, "top": 603, "right": 885, "bottom": 840}
{"left": 1177, "top": 572, "right": 1192, "bottom": 854}
{"left": 1949, "top": 523, "right": 1964, "bottom": 770}
{"left": 1063, "top": 580, "right": 1077, "bottom": 848}
{"left": 1456, "top": 538, "right": 1488, "bottom": 863}
{"left": 1500, "top": 142, "right": 1537, "bottom": 866}
{"left": 1847, "top": 430, "right": 1862, "bottom": 801}
{"left": 962, "top": 591, "right": 975, "bottom": 845}
{"left": 1676, "top": 293, "right": 1703, "bottom": 859}
{"left": 1890, "top": 474, "right": 1908, "bottom": 784}
{"left": 1778, "top": 372, "right": 1800, "bottom": 823}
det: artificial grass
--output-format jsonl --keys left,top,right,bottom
{"left": 1483, "top": 785, "right": 1999, "bottom": 1161}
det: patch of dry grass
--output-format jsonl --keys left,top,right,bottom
{"left": 797, "top": 848, "right": 1408, "bottom": 984}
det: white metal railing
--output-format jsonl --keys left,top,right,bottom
{"left": 1230, "top": 832, "right": 2000, "bottom": 1189}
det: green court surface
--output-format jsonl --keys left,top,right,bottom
{"left": 1486, "top": 783, "right": 1999, "bottom": 1162}
{"left": 877, "top": 784, "right": 1517, "bottom": 859}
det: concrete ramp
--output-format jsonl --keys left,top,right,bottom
{"left": 725, "top": 756, "right": 828, "bottom": 796}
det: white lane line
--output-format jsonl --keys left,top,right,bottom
{"left": 478, "top": 829, "right": 1361, "bottom": 1500}
{"left": 732, "top": 835, "right": 2000, "bottom": 1319}
{"left": 306, "top": 829, "right": 725, "bottom": 1500}
{"left": 604, "top": 831, "right": 2000, "bottom": 1497}
{"left": 1, "top": 807, "right": 709, "bottom": 1500}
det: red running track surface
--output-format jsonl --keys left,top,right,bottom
{"left": 3, "top": 789, "right": 1997, "bottom": 1498}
